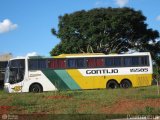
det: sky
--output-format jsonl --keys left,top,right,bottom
{"left": 0, "top": 0, "right": 160, "bottom": 57}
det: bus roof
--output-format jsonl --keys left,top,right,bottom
{"left": 53, "top": 53, "right": 105, "bottom": 58}
{"left": 53, "top": 52, "right": 151, "bottom": 58}
{"left": 9, "top": 52, "right": 151, "bottom": 60}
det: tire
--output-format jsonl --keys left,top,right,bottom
{"left": 120, "top": 80, "right": 132, "bottom": 88}
{"left": 106, "top": 80, "right": 119, "bottom": 89}
{"left": 29, "top": 83, "right": 43, "bottom": 93}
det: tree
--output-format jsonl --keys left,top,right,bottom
{"left": 50, "top": 7, "right": 160, "bottom": 59}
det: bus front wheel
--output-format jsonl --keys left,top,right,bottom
{"left": 120, "top": 79, "right": 132, "bottom": 88}
{"left": 29, "top": 83, "right": 43, "bottom": 93}
{"left": 106, "top": 80, "right": 119, "bottom": 89}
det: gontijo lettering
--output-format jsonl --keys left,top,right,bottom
{"left": 86, "top": 69, "right": 118, "bottom": 74}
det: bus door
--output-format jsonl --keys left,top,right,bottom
{"left": 8, "top": 59, "right": 25, "bottom": 93}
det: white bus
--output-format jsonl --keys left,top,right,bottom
{"left": 4, "top": 52, "right": 153, "bottom": 93}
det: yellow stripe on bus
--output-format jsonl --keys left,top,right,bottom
{"left": 66, "top": 69, "right": 152, "bottom": 89}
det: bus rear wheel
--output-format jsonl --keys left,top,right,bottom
{"left": 106, "top": 80, "right": 119, "bottom": 89}
{"left": 29, "top": 83, "right": 43, "bottom": 93}
{"left": 120, "top": 79, "right": 132, "bottom": 88}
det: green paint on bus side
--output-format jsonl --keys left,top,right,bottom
{"left": 42, "top": 69, "right": 69, "bottom": 90}
{"left": 54, "top": 70, "right": 81, "bottom": 90}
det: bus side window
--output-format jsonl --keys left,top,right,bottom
{"left": 68, "top": 59, "right": 76, "bottom": 68}
{"left": 123, "top": 57, "right": 132, "bottom": 67}
{"left": 77, "top": 59, "right": 85, "bottom": 68}
{"left": 58, "top": 59, "right": 66, "bottom": 68}
{"left": 132, "top": 57, "right": 140, "bottom": 66}
{"left": 141, "top": 56, "right": 149, "bottom": 66}
{"left": 95, "top": 58, "right": 104, "bottom": 67}
{"left": 48, "top": 59, "right": 66, "bottom": 69}
{"left": 48, "top": 59, "right": 58, "bottom": 69}
{"left": 29, "top": 59, "right": 47, "bottom": 70}
{"left": 114, "top": 57, "right": 122, "bottom": 67}
{"left": 105, "top": 57, "right": 122, "bottom": 67}
{"left": 87, "top": 58, "right": 95, "bottom": 68}
{"left": 38, "top": 60, "right": 47, "bottom": 69}
{"left": 105, "top": 57, "right": 114, "bottom": 67}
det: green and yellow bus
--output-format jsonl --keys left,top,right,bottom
{"left": 4, "top": 52, "right": 153, "bottom": 93}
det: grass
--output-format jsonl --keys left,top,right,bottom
{"left": 0, "top": 85, "right": 160, "bottom": 119}
{"left": 134, "top": 106, "right": 160, "bottom": 115}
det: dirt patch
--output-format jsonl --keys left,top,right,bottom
{"left": 101, "top": 98, "right": 160, "bottom": 114}
{"left": 78, "top": 101, "right": 97, "bottom": 113}
{"left": 0, "top": 106, "right": 17, "bottom": 114}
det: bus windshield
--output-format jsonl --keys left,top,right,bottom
{"left": 6, "top": 59, "right": 25, "bottom": 84}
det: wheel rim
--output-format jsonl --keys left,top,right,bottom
{"left": 32, "top": 87, "right": 40, "bottom": 92}
{"left": 123, "top": 83, "right": 129, "bottom": 88}
{"left": 121, "top": 81, "right": 131, "bottom": 88}
{"left": 31, "top": 85, "right": 41, "bottom": 92}
{"left": 109, "top": 83, "right": 117, "bottom": 89}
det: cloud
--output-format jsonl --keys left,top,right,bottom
{"left": 26, "top": 52, "right": 38, "bottom": 57}
{"left": 156, "top": 15, "right": 160, "bottom": 21}
{"left": 95, "top": 1, "right": 102, "bottom": 6}
{"left": 15, "top": 52, "right": 38, "bottom": 58}
{"left": 95, "top": 1, "right": 108, "bottom": 6}
{"left": 0, "top": 19, "right": 18, "bottom": 34}
{"left": 115, "top": 0, "right": 129, "bottom": 7}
